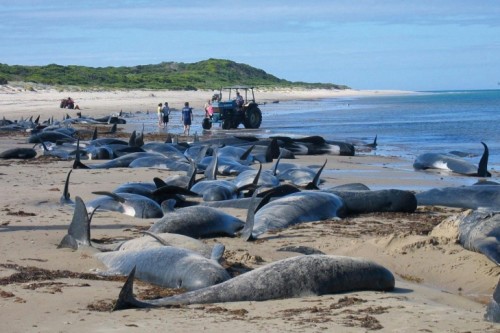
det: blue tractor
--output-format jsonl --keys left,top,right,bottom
{"left": 202, "top": 86, "right": 262, "bottom": 130}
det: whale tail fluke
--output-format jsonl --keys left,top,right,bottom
{"left": 113, "top": 267, "right": 155, "bottom": 311}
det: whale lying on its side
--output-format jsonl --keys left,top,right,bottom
{"left": 113, "top": 255, "right": 395, "bottom": 310}
{"left": 413, "top": 142, "right": 491, "bottom": 177}
{"left": 240, "top": 189, "right": 345, "bottom": 240}
{"left": 457, "top": 210, "right": 500, "bottom": 265}
{"left": 148, "top": 201, "right": 245, "bottom": 238}
{"left": 416, "top": 185, "right": 500, "bottom": 210}
{"left": 0, "top": 147, "right": 37, "bottom": 159}
{"left": 95, "top": 245, "right": 230, "bottom": 291}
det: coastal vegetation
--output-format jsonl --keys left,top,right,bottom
{"left": 0, "top": 58, "right": 349, "bottom": 91}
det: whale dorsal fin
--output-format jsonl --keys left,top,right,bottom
{"left": 240, "top": 190, "right": 258, "bottom": 241}
{"left": 477, "top": 142, "right": 491, "bottom": 177}
{"left": 72, "top": 139, "right": 90, "bottom": 169}
{"left": 205, "top": 150, "right": 218, "bottom": 180}
{"left": 265, "top": 137, "right": 280, "bottom": 162}
{"left": 60, "top": 169, "right": 73, "bottom": 204}
{"left": 240, "top": 144, "right": 255, "bottom": 161}
{"left": 306, "top": 159, "right": 327, "bottom": 190}
{"left": 58, "top": 196, "right": 92, "bottom": 250}
{"left": 160, "top": 199, "right": 177, "bottom": 214}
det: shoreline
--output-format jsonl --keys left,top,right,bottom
{"left": 0, "top": 85, "right": 417, "bottom": 120}
{"left": 0, "top": 87, "right": 499, "bottom": 332}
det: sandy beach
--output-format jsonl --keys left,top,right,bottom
{"left": 0, "top": 87, "right": 499, "bottom": 332}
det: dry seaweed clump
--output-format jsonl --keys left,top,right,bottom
{"left": 0, "top": 263, "right": 125, "bottom": 285}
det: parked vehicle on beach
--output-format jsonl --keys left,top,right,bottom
{"left": 202, "top": 86, "right": 262, "bottom": 130}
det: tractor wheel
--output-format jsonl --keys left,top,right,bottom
{"left": 202, "top": 117, "right": 212, "bottom": 130}
{"left": 243, "top": 106, "right": 262, "bottom": 129}
{"left": 222, "top": 118, "right": 232, "bottom": 130}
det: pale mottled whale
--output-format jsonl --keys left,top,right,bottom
{"left": 113, "top": 255, "right": 395, "bottom": 309}
{"left": 413, "top": 142, "right": 491, "bottom": 177}
{"left": 95, "top": 246, "right": 230, "bottom": 291}
{"left": 117, "top": 231, "right": 215, "bottom": 258}
{"left": 456, "top": 210, "right": 499, "bottom": 265}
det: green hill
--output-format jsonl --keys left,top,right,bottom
{"left": 0, "top": 58, "right": 349, "bottom": 90}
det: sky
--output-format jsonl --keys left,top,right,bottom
{"left": 1, "top": 1, "right": 500, "bottom": 91}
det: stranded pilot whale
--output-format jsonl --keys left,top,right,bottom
{"left": 240, "top": 188, "right": 346, "bottom": 240}
{"left": 456, "top": 210, "right": 499, "bottom": 265}
{"left": 148, "top": 200, "right": 245, "bottom": 238}
{"left": 95, "top": 245, "right": 230, "bottom": 291}
{"left": 413, "top": 142, "right": 491, "bottom": 177}
{"left": 113, "top": 255, "right": 395, "bottom": 310}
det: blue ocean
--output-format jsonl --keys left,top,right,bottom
{"left": 139, "top": 89, "right": 500, "bottom": 172}
{"left": 258, "top": 89, "right": 500, "bottom": 170}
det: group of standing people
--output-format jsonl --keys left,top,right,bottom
{"left": 157, "top": 102, "right": 171, "bottom": 128}
{"left": 156, "top": 101, "right": 193, "bottom": 135}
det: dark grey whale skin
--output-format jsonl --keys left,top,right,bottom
{"left": 323, "top": 189, "right": 417, "bottom": 215}
{"left": 113, "top": 255, "right": 395, "bottom": 310}
{"left": 416, "top": 185, "right": 500, "bottom": 210}
{"left": 148, "top": 204, "right": 244, "bottom": 238}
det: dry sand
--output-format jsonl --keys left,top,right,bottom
{"left": 0, "top": 87, "right": 499, "bottom": 332}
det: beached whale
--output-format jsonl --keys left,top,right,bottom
{"left": 241, "top": 189, "right": 346, "bottom": 240}
{"left": 148, "top": 200, "right": 245, "bottom": 238}
{"left": 323, "top": 189, "right": 418, "bottom": 214}
{"left": 270, "top": 135, "right": 355, "bottom": 156}
{"left": 113, "top": 255, "right": 395, "bottom": 310}
{"left": 0, "top": 147, "right": 37, "bottom": 159}
{"left": 416, "top": 185, "right": 500, "bottom": 210}
{"left": 456, "top": 210, "right": 499, "bottom": 265}
{"left": 86, "top": 191, "right": 164, "bottom": 218}
{"left": 95, "top": 245, "right": 230, "bottom": 291}
{"left": 431, "top": 209, "right": 499, "bottom": 265}
{"left": 116, "top": 231, "right": 216, "bottom": 258}
{"left": 413, "top": 142, "right": 491, "bottom": 177}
